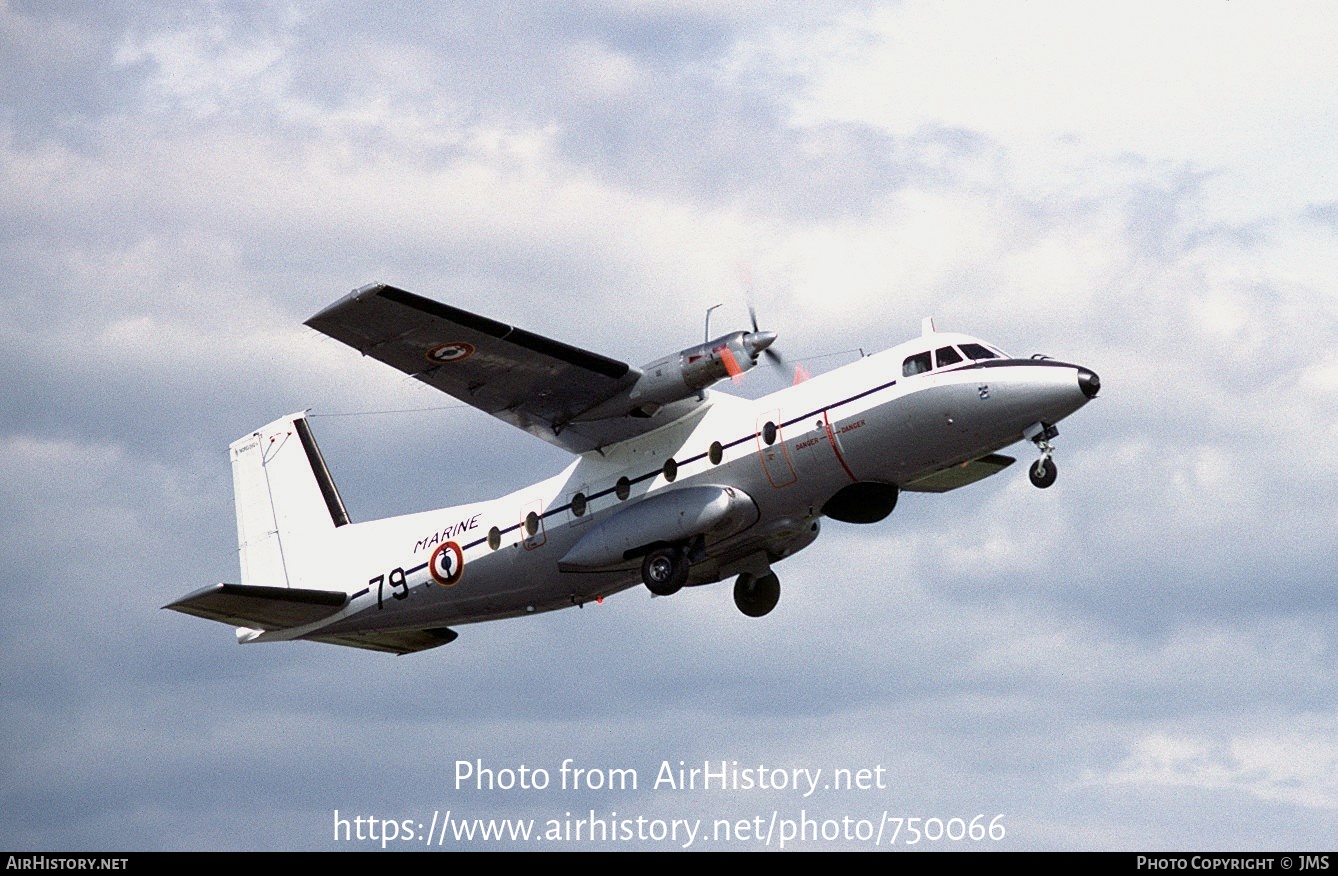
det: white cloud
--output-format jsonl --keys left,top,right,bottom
{"left": 776, "top": 1, "right": 1338, "bottom": 222}
{"left": 113, "top": 12, "right": 296, "bottom": 119}
{"left": 3, "top": 0, "right": 1337, "bottom": 852}
{"left": 562, "top": 40, "right": 646, "bottom": 102}
{"left": 1093, "top": 723, "right": 1338, "bottom": 811}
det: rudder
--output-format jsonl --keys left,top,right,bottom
{"left": 230, "top": 412, "right": 350, "bottom": 588}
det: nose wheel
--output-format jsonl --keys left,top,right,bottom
{"left": 1029, "top": 457, "right": 1057, "bottom": 489}
{"left": 1024, "top": 422, "right": 1060, "bottom": 489}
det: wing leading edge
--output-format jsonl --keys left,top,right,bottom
{"left": 305, "top": 284, "right": 703, "bottom": 453}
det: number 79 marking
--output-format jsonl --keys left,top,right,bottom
{"left": 372, "top": 568, "right": 409, "bottom": 609}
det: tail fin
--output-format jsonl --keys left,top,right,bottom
{"left": 230, "top": 412, "right": 350, "bottom": 588}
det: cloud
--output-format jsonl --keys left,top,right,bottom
{"left": 1091, "top": 722, "right": 1338, "bottom": 811}
{"left": 1, "top": 0, "right": 1335, "bottom": 852}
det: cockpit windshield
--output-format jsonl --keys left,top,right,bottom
{"left": 958, "top": 343, "right": 1001, "bottom": 361}
{"left": 902, "top": 351, "right": 932, "bottom": 376}
{"left": 902, "top": 341, "right": 1007, "bottom": 377}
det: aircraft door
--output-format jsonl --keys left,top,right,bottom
{"left": 755, "top": 411, "right": 797, "bottom": 488}
{"left": 790, "top": 416, "right": 827, "bottom": 476}
{"left": 792, "top": 410, "right": 859, "bottom": 485}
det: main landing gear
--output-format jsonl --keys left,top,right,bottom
{"left": 733, "top": 571, "right": 780, "bottom": 617}
{"left": 640, "top": 544, "right": 782, "bottom": 617}
{"left": 1024, "top": 422, "right": 1060, "bottom": 489}
{"left": 640, "top": 546, "right": 689, "bottom": 596}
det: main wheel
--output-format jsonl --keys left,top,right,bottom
{"left": 641, "top": 547, "right": 688, "bottom": 596}
{"left": 1029, "top": 458, "right": 1057, "bottom": 489}
{"left": 733, "top": 572, "right": 780, "bottom": 617}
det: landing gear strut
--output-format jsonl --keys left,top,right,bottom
{"left": 641, "top": 546, "right": 689, "bottom": 596}
{"left": 1023, "top": 422, "right": 1060, "bottom": 489}
{"left": 733, "top": 571, "right": 780, "bottom": 617}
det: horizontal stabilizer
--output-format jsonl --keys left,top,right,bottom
{"left": 903, "top": 453, "right": 1016, "bottom": 493}
{"left": 307, "top": 627, "right": 459, "bottom": 656}
{"left": 163, "top": 583, "right": 348, "bottom": 629}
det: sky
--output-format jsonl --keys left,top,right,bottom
{"left": 1, "top": 0, "right": 1335, "bottom": 852}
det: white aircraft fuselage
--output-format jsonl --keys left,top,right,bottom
{"left": 166, "top": 285, "right": 1100, "bottom": 654}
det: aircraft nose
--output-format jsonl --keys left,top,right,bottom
{"left": 1078, "top": 368, "right": 1101, "bottom": 399}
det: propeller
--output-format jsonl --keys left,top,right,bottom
{"left": 746, "top": 305, "right": 785, "bottom": 370}
{"left": 747, "top": 306, "right": 810, "bottom": 384}
{"left": 698, "top": 301, "right": 802, "bottom": 387}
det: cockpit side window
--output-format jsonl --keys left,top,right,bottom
{"left": 959, "top": 343, "right": 999, "bottom": 361}
{"left": 934, "top": 346, "right": 963, "bottom": 368}
{"left": 902, "top": 351, "right": 932, "bottom": 377}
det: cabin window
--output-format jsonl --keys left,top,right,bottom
{"left": 709, "top": 441, "right": 723, "bottom": 465}
{"left": 487, "top": 526, "right": 501, "bottom": 550}
{"left": 762, "top": 421, "right": 778, "bottom": 445}
{"left": 615, "top": 476, "right": 630, "bottom": 501}
{"left": 663, "top": 458, "right": 678, "bottom": 482}
{"left": 935, "top": 346, "right": 963, "bottom": 368}
{"left": 902, "top": 351, "right": 932, "bottom": 376}
{"left": 959, "top": 343, "right": 999, "bottom": 361}
{"left": 570, "top": 492, "right": 587, "bottom": 517}
{"left": 524, "top": 511, "right": 539, "bottom": 536}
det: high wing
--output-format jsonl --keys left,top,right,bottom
{"left": 305, "top": 284, "right": 704, "bottom": 453}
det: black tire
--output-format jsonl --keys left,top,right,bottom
{"left": 641, "top": 547, "right": 688, "bottom": 596}
{"left": 733, "top": 572, "right": 780, "bottom": 618}
{"left": 1029, "top": 458, "right": 1057, "bottom": 489}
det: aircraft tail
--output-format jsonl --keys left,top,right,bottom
{"left": 230, "top": 412, "right": 350, "bottom": 589}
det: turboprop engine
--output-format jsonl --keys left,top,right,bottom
{"left": 577, "top": 330, "right": 778, "bottom": 421}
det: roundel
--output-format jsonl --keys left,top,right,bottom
{"left": 426, "top": 342, "right": 476, "bottom": 364}
{"left": 429, "top": 541, "right": 465, "bottom": 587}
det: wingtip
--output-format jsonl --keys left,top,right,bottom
{"left": 304, "top": 282, "right": 388, "bottom": 328}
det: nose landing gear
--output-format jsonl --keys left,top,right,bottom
{"left": 1023, "top": 422, "right": 1060, "bottom": 489}
{"left": 1029, "top": 457, "right": 1057, "bottom": 489}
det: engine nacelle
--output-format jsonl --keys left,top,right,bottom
{"left": 579, "top": 330, "right": 777, "bottom": 420}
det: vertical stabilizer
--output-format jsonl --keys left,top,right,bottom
{"left": 230, "top": 412, "right": 350, "bottom": 588}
